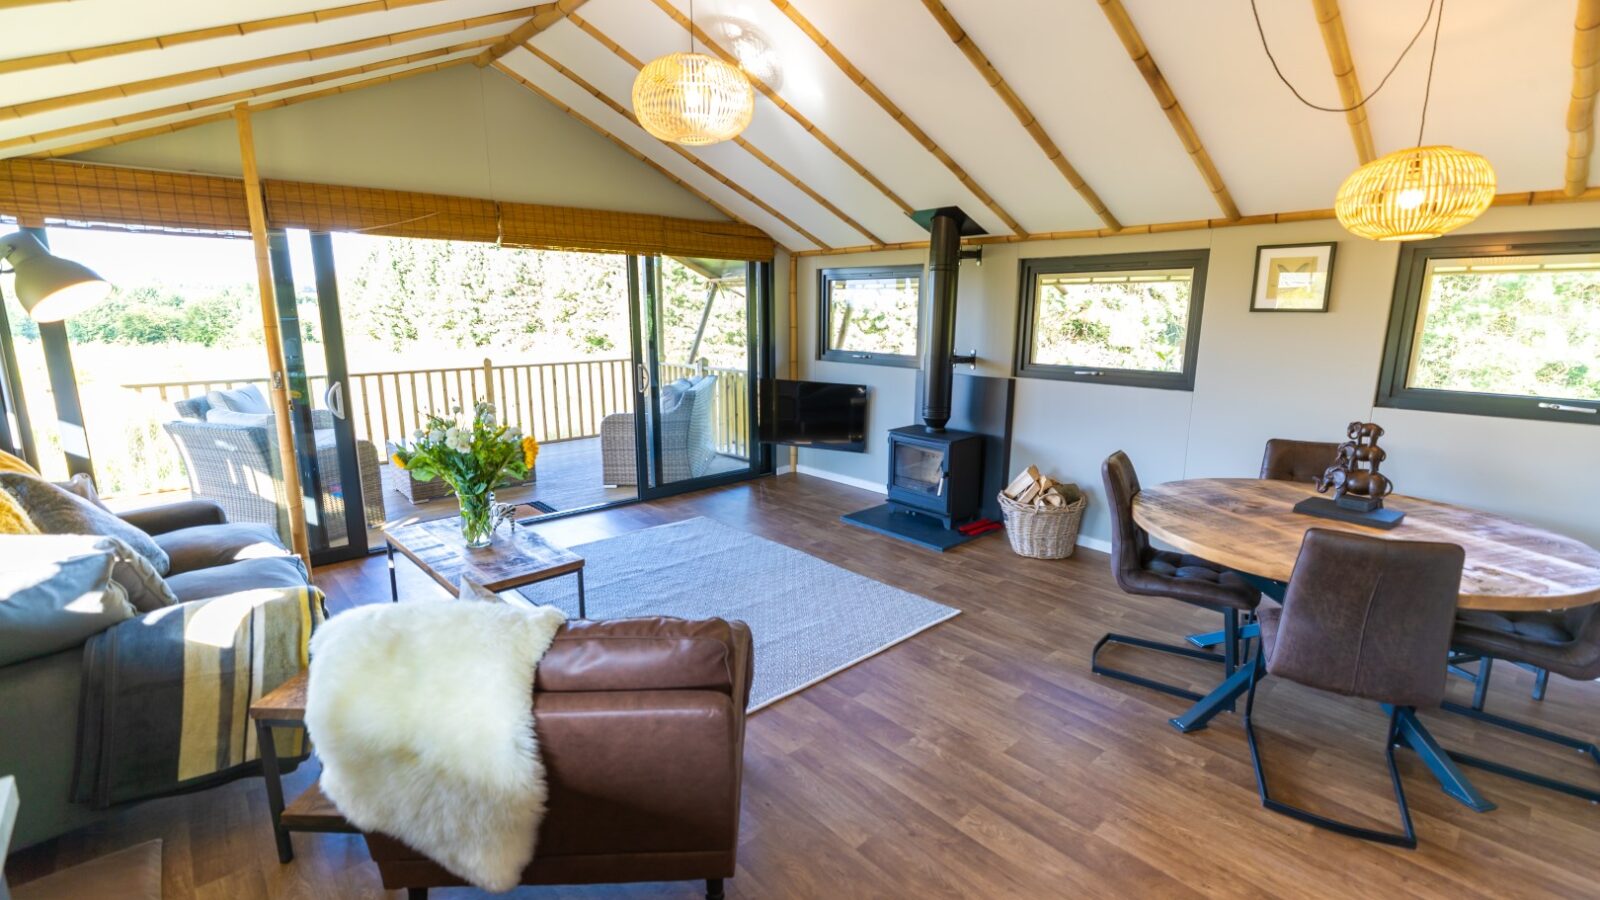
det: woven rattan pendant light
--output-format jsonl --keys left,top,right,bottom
{"left": 632, "top": 0, "right": 753, "bottom": 145}
{"left": 1255, "top": 0, "right": 1495, "bottom": 241}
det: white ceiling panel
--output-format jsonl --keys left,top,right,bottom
{"left": 1, "top": 0, "right": 364, "bottom": 59}
{"left": 1343, "top": 0, "right": 1571, "bottom": 194}
{"left": 0, "top": 22, "right": 518, "bottom": 144}
{"left": 533, "top": 18, "right": 857, "bottom": 248}
{"left": 499, "top": 45, "right": 819, "bottom": 249}
{"left": 792, "top": 0, "right": 1098, "bottom": 236}
{"left": 945, "top": 0, "right": 1217, "bottom": 227}
{"left": 0, "top": 0, "right": 531, "bottom": 106}
{"left": 1127, "top": 0, "right": 1353, "bottom": 215}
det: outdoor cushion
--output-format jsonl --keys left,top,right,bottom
{"left": 164, "top": 555, "right": 308, "bottom": 603}
{"left": 0, "top": 473, "right": 170, "bottom": 575}
{"left": 0, "top": 535, "right": 136, "bottom": 666}
{"left": 205, "top": 384, "right": 270, "bottom": 414}
{"left": 156, "top": 522, "right": 289, "bottom": 576}
{"left": 204, "top": 407, "right": 274, "bottom": 428}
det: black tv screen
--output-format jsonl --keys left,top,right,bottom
{"left": 763, "top": 379, "right": 868, "bottom": 452}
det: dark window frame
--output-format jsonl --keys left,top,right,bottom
{"left": 1377, "top": 229, "right": 1600, "bottom": 426}
{"left": 817, "top": 264, "right": 923, "bottom": 368}
{"left": 1013, "top": 249, "right": 1209, "bottom": 391}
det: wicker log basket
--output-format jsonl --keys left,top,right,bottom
{"left": 998, "top": 467, "right": 1087, "bottom": 559}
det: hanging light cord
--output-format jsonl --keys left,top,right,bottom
{"left": 1250, "top": 0, "right": 1437, "bottom": 114}
{"left": 1415, "top": 0, "right": 1445, "bottom": 146}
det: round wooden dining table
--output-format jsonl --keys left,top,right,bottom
{"left": 1129, "top": 478, "right": 1600, "bottom": 814}
{"left": 1131, "top": 478, "right": 1600, "bottom": 612}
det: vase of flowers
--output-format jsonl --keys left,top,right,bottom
{"left": 390, "top": 400, "right": 540, "bottom": 548}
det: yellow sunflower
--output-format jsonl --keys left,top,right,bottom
{"left": 520, "top": 435, "right": 540, "bottom": 470}
{"left": 391, "top": 453, "right": 407, "bottom": 470}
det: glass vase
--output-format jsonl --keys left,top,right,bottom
{"left": 457, "top": 486, "right": 495, "bottom": 549}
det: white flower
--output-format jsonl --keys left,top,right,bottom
{"left": 482, "top": 411, "right": 496, "bottom": 427}
{"left": 506, "top": 426, "right": 522, "bottom": 441}
{"left": 429, "top": 428, "right": 446, "bottom": 444}
{"left": 412, "top": 428, "right": 425, "bottom": 440}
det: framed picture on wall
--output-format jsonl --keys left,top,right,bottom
{"left": 1250, "top": 242, "right": 1336, "bottom": 312}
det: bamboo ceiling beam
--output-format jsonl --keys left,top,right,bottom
{"left": 1565, "top": 0, "right": 1600, "bottom": 196}
{"left": 1096, "top": 0, "right": 1241, "bottom": 220}
{"left": 490, "top": 62, "right": 756, "bottom": 230}
{"left": 1310, "top": 0, "right": 1376, "bottom": 165}
{"left": 0, "top": 0, "right": 457, "bottom": 77}
{"left": 789, "top": 185, "right": 1600, "bottom": 256}
{"left": 566, "top": 12, "right": 881, "bottom": 246}
{"left": 233, "top": 104, "right": 311, "bottom": 568}
{"left": 767, "top": 0, "right": 1026, "bottom": 236}
{"left": 518, "top": 43, "right": 828, "bottom": 249}
{"left": 474, "top": 0, "right": 586, "bottom": 67}
{"left": 917, "top": 0, "right": 1120, "bottom": 231}
{"left": 1, "top": 39, "right": 493, "bottom": 154}
{"left": 0, "top": 6, "right": 537, "bottom": 121}
{"left": 29, "top": 56, "right": 475, "bottom": 159}
{"left": 638, "top": 1, "right": 912, "bottom": 221}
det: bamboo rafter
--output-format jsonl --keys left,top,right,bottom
{"left": 475, "top": 0, "right": 587, "bottom": 67}
{"left": 490, "top": 61, "right": 755, "bottom": 230}
{"left": 516, "top": 43, "right": 828, "bottom": 249}
{"left": 0, "top": 5, "right": 538, "bottom": 121}
{"left": 1566, "top": 0, "right": 1600, "bottom": 196}
{"left": 1311, "top": 0, "right": 1376, "bottom": 165}
{"left": 638, "top": 1, "right": 912, "bottom": 227}
{"left": 566, "top": 12, "right": 880, "bottom": 246}
{"left": 1096, "top": 0, "right": 1241, "bottom": 220}
{"left": 767, "top": 0, "right": 1025, "bottom": 236}
{"left": 918, "top": 0, "right": 1120, "bottom": 231}
{"left": 27, "top": 57, "right": 477, "bottom": 159}
{"left": 790, "top": 186, "right": 1600, "bottom": 256}
{"left": 1, "top": 39, "right": 494, "bottom": 155}
{"left": 0, "top": 0, "right": 458, "bottom": 76}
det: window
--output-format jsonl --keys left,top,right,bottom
{"left": 818, "top": 265, "right": 921, "bottom": 367}
{"left": 1378, "top": 230, "right": 1600, "bottom": 424}
{"left": 1015, "top": 249, "right": 1208, "bottom": 390}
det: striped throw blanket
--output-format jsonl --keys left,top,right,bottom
{"left": 73, "top": 585, "right": 324, "bottom": 808}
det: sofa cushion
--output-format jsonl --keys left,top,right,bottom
{"left": 0, "top": 485, "right": 40, "bottom": 534}
{"left": 0, "top": 473, "right": 170, "bottom": 575}
{"left": 0, "top": 447, "right": 39, "bottom": 475}
{"left": 0, "top": 536, "right": 136, "bottom": 666}
{"left": 156, "top": 522, "right": 289, "bottom": 576}
{"left": 206, "top": 384, "right": 269, "bottom": 414}
{"left": 165, "top": 555, "right": 308, "bottom": 603}
{"left": 54, "top": 473, "right": 111, "bottom": 511}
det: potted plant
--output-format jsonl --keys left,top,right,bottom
{"left": 390, "top": 401, "right": 539, "bottom": 548}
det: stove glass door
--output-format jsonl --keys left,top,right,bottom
{"left": 892, "top": 441, "right": 946, "bottom": 497}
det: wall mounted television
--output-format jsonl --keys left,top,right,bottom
{"left": 762, "top": 379, "right": 868, "bottom": 452}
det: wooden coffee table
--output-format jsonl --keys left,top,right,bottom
{"left": 385, "top": 516, "right": 588, "bottom": 617}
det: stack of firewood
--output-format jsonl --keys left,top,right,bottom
{"left": 1002, "top": 465, "right": 1076, "bottom": 509}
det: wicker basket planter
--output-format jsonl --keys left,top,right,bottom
{"left": 998, "top": 486, "right": 1087, "bottom": 559}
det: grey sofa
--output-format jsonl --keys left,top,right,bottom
{"left": 600, "top": 375, "right": 718, "bottom": 486}
{"left": 0, "top": 499, "right": 314, "bottom": 850}
{"left": 164, "top": 394, "right": 385, "bottom": 540}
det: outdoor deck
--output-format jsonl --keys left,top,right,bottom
{"left": 379, "top": 436, "right": 636, "bottom": 526}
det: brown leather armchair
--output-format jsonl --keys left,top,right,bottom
{"left": 364, "top": 617, "right": 754, "bottom": 900}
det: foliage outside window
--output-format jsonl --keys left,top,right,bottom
{"left": 1379, "top": 231, "right": 1600, "bottom": 424}
{"left": 818, "top": 265, "right": 921, "bottom": 367}
{"left": 1014, "top": 250, "right": 1208, "bottom": 390}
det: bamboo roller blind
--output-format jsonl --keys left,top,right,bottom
{"left": 0, "top": 159, "right": 775, "bottom": 260}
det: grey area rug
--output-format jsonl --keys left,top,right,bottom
{"left": 518, "top": 517, "right": 959, "bottom": 711}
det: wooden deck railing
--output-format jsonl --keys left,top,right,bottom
{"left": 122, "top": 356, "right": 751, "bottom": 459}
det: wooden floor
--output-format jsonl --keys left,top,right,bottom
{"left": 9, "top": 474, "right": 1599, "bottom": 898}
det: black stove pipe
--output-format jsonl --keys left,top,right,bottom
{"left": 920, "top": 210, "right": 962, "bottom": 431}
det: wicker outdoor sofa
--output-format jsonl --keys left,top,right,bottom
{"left": 600, "top": 374, "right": 718, "bottom": 486}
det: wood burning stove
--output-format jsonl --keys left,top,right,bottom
{"left": 886, "top": 425, "right": 984, "bottom": 529}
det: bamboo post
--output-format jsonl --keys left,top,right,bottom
{"left": 1311, "top": 0, "right": 1377, "bottom": 165}
{"left": 234, "top": 104, "right": 311, "bottom": 569}
{"left": 1566, "top": 0, "right": 1600, "bottom": 196}
{"left": 483, "top": 357, "right": 495, "bottom": 406}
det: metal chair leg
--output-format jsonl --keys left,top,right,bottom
{"left": 1243, "top": 662, "right": 1419, "bottom": 849}
{"left": 706, "top": 878, "right": 726, "bottom": 900}
{"left": 1092, "top": 609, "right": 1237, "bottom": 702}
{"left": 1440, "top": 663, "right": 1600, "bottom": 804}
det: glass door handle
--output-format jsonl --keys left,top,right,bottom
{"left": 324, "top": 381, "right": 345, "bottom": 420}
{"left": 637, "top": 363, "right": 651, "bottom": 394}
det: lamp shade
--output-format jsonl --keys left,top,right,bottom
{"left": 632, "top": 51, "right": 754, "bottom": 146}
{"left": 1334, "top": 146, "right": 1496, "bottom": 241}
{"left": 1, "top": 231, "right": 111, "bottom": 321}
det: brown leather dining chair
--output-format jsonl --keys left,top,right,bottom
{"left": 1094, "top": 452, "right": 1260, "bottom": 725}
{"left": 1243, "top": 528, "right": 1464, "bottom": 848}
{"left": 1259, "top": 438, "right": 1340, "bottom": 483}
{"left": 1442, "top": 603, "right": 1600, "bottom": 802}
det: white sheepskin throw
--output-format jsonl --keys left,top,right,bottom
{"left": 305, "top": 599, "right": 567, "bottom": 892}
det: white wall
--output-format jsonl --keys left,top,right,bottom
{"left": 73, "top": 63, "right": 721, "bottom": 221}
{"left": 796, "top": 203, "right": 1600, "bottom": 548}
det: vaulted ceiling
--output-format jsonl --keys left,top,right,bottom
{"left": 4, "top": 0, "right": 1597, "bottom": 252}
